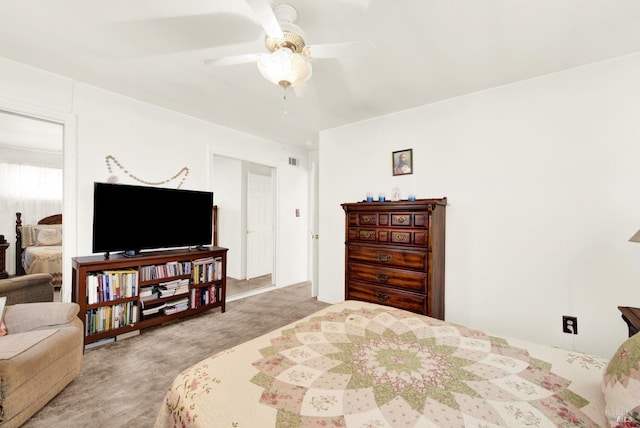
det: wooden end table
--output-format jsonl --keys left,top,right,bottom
{"left": 0, "top": 242, "right": 8, "bottom": 279}
{"left": 618, "top": 306, "right": 640, "bottom": 337}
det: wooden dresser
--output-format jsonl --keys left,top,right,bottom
{"left": 342, "top": 198, "right": 447, "bottom": 319}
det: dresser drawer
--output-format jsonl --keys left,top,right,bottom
{"left": 347, "top": 262, "right": 427, "bottom": 292}
{"left": 348, "top": 212, "right": 390, "bottom": 226}
{"left": 391, "top": 212, "right": 428, "bottom": 227}
{"left": 347, "top": 228, "right": 429, "bottom": 246}
{"left": 348, "top": 212, "right": 429, "bottom": 228}
{"left": 346, "top": 281, "right": 426, "bottom": 315}
{"left": 347, "top": 245, "right": 428, "bottom": 270}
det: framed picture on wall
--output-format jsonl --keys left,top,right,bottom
{"left": 392, "top": 149, "right": 413, "bottom": 176}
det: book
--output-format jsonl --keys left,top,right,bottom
{"left": 84, "top": 337, "right": 115, "bottom": 349}
{"left": 163, "top": 297, "right": 189, "bottom": 315}
{"left": 0, "top": 296, "right": 6, "bottom": 336}
{"left": 139, "top": 286, "right": 155, "bottom": 297}
{"left": 0, "top": 296, "right": 7, "bottom": 319}
{"left": 141, "top": 302, "right": 166, "bottom": 317}
{"left": 116, "top": 330, "right": 140, "bottom": 341}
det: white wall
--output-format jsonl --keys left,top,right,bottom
{"left": 0, "top": 56, "right": 310, "bottom": 302}
{"left": 212, "top": 156, "right": 243, "bottom": 278}
{"left": 276, "top": 160, "right": 309, "bottom": 285}
{"left": 318, "top": 52, "right": 640, "bottom": 359}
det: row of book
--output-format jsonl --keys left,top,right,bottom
{"left": 191, "top": 284, "right": 219, "bottom": 308}
{"left": 164, "top": 298, "right": 189, "bottom": 315}
{"left": 141, "top": 296, "right": 190, "bottom": 319}
{"left": 86, "top": 285, "right": 219, "bottom": 331}
{"left": 192, "top": 257, "right": 224, "bottom": 284}
{"left": 86, "top": 269, "right": 138, "bottom": 304}
{"left": 85, "top": 258, "right": 222, "bottom": 306}
{"left": 139, "top": 278, "right": 190, "bottom": 302}
{"left": 85, "top": 301, "right": 138, "bottom": 335}
{"left": 139, "top": 260, "right": 192, "bottom": 281}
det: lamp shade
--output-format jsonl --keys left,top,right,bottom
{"left": 257, "top": 47, "right": 312, "bottom": 88}
{"left": 630, "top": 229, "right": 640, "bottom": 243}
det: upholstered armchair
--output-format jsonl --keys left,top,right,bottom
{"left": 0, "top": 274, "right": 83, "bottom": 428}
{"left": 0, "top": 273, "right": 54, "bottom": 305}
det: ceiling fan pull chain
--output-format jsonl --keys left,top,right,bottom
{"left": 283, "top": 86, "right": 288, "bottom": 116}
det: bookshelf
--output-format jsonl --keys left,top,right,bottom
{"left": 72, "top": 247, "right": 227, "bottom": 346}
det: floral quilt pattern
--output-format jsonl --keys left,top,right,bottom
{"left": 249, "top": 307, "right": 600, "bottom": 427}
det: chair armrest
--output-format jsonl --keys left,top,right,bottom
{"left": 3, "top": 302, "right": 80, "bottom": 334}
{"left": 0, "top": 273, "right": 54, "bottom": 305}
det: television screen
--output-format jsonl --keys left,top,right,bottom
{"left": 92, "top": 182, "right": 213, "bottom": 256}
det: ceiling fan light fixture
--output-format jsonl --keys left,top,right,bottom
{"left": 257, "top": 47, "right": 312, "bottom": 88}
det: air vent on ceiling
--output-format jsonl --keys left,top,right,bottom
{"left": 288, "top": 157, "right": 298, "bottom": 166}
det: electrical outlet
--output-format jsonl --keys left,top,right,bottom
{"left": 562, "top": 316, "right": 578, "bottom": 335}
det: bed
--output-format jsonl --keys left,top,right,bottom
{"left": 154, "top": 300, "right": 640, "bottom": 427}
{"left": 15, "top": 212, "right": 63, "bottom": 288}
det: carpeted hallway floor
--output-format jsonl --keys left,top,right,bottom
{"left": 23, "top": 281, "right": 328, "bottom": 427}
{"left": 226, "top": 274, "right": 272, "bottom": 297}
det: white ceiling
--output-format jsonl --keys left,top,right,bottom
{"left": 0, "top": 0, "right": 639, "bottom": 150}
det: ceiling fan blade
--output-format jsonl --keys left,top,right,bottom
{"left": 245, "top": 0, "right": 284, "bottom": 40}
{"left": 306, "top": 41, "right": 375, "bottom": 59}
{"left": 204, "top": 53, "right": 261, "bottom": 66}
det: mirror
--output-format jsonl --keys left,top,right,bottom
{"left": 212, "top": 155, "right": 275, "bottom": 298}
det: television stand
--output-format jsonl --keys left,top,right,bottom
{"left": 72, "top": 247, "right": 228, "bottom": 347}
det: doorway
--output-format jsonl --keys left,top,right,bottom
{"left": 212, "top": 155, "right": 275, "bottom": 298}
{"left": 0, "top": 103, "right": 75, "bottom": 301}
{"left": 246, "top": 172, "right": 273, "bottom": 279}
{"left": 0, "top": 110, "right": 64, "bottom": 275}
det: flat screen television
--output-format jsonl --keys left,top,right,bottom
{"left": 92, "top": 182, "right": 213, "bottom": 257}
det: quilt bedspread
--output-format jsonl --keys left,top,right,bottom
{"left": 154, "top": 300, "right": 607, "bottom": 427}
{"left": 22, "top": 246, "right": 62, "bottom": 287}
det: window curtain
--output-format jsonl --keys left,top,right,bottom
{"left": 0, "top": 162, "right": 63, "bottom": 275}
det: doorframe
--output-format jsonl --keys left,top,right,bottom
{"left": 309, "top": 155, "right": 319, "bottom": 297}
{"left": 0, "top": 96, "right": 76, "bottom": 302}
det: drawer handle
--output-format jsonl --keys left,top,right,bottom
{"left": 363, "top": 215, "right": 372, "bottom": 222}
{"left": 375, "top": 293, "right": 390, "bottom": 302}
{"left": 361, "top": 231, "right": 373, "bottom": 239}
{"left": 396, "top": 233, "right": 407, "bottom": 241}
{"left": 375, "top": 273, "right": 390, "bottom": 282}
{"left": 397, "top": 216, "right": 406, "bottom": 223}
{"left": 375, "top": 254, "right": 391, "bottom": 262}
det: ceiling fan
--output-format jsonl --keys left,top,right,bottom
{"left": 203, "top": 0, "right": 375, "bottom": 89}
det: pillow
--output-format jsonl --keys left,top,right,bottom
{"left": 19, "top": 224, "right": 62, "bottom": 247}
{"left": 19, "top": 225, "right": 36, "bottom": 248}
{"left": 34, "top": 225, "right": 62, "bottom": 246}
{"left": 603, "top": 332, "right": 640, "bottom": 422}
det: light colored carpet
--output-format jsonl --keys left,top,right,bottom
{"left": 24, "top": 281, "right": 329, "bottom": 427}
{"left": 226, "top": 274, "right": 272, "bottom": 297}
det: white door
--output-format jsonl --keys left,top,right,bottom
{"left": 246, "top": 172, "right": 273, "bottom": 279}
